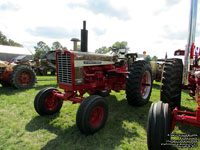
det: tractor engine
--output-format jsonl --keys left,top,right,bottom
{"left": 56, "top": 21, "right": 137, "bottom": 94}
{"left": 56, "top": 50, "right": 127, "bottom": 94}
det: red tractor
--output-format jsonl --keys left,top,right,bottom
{"left": 34, "top": 21, "right": 153, "bottom": 134}
{"left": 0, "top": 55, "right": 36, "bottom": 89}
{"left": 147, "top": 0, "right": 199, "bottom": 149}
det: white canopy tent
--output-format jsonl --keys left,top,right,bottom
{"left": 0, "top": 45, "right": 32, "bottom": 61}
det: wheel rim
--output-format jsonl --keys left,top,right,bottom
{"left": 141, "top": 71, "right": 151, "bottom": 99}
{"left": 90, "top": 106, "right": 104, "bottom": 127}
{"left": 18, "top": 72, "right": 31, "bottom": 85}
{"left": 44, "top": 95, "right": 58, "bottom": 111}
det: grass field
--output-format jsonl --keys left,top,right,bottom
{"left": 0, "top": 76, "right": 200, "bottom": 150}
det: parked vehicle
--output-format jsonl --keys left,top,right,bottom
{"left": 147, "top": 0, "right": 199, "bottom": 149}
{"left": 34, "top": 21, "right": 153, "bottom": 134}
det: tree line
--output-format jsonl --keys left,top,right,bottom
{"left": 34, "top": 41, "right": 67, "bottom": 59}
{"left": 95, "top": 41, "right": 128, "bottom": 54}
{"left": 145, "top": 55, "right": 158, "bottom": 61}
{"left": 0, "top": 32, "right": 158, "bottom": 61}
{"left": 0, "top": 31, "right": 67, "bottom": 59}
{"left": 95, "top": 41, "right": 158, "bottom": 61}
{"left": 0, "top": 31, "right": 23, "bottom": 47}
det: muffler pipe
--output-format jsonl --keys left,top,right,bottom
{"left": 81, "top": 21, "right": 88, "bottom": 52}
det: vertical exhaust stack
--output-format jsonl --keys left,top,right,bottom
{"left": 81, "top": 21, "right": 88, "bottom": 52}
{"left": 183, "top": 0, "right": 198, "bottom": 85}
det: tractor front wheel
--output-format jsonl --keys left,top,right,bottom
{"left": 147, "top": 101, "right": 171, "bottom": 150}
{"left": 76, "top": 95, "right": 108, "bottom": 135}
{"left": 126, "top": 60, "right": 152, "bottom": 106}
{"left": 34, "top": 87, "right": 63, "bottom": 115}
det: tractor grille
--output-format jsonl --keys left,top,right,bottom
{"left": 57, "top": 53, "right": 72, "bottom": 84}
{"left": 0, "top": 67, "right": 5, "bottom": 74}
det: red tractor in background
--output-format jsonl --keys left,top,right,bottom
{"left": 147, "top": 0, "right": 199, "bottom": 149}
{"left": 34, "top": 21, "right": 153, "bottom": 134}
{"left": 0, "top": 55, "right": 36, "bottom": 89}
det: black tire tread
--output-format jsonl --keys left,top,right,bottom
{"left": 161, "top": 59, "right": 183, "bottom": 109}
{"left": 126, "top": 60, "right": 152, "bottom": 106}
{"left": 147, "top": 101, "right": 171, "bottom": 150}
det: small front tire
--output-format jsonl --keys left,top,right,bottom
{"left": 147, "top": 101, "right": 171, "bottom": 150}
{"left": 76, "top": 95, "right": 108, "bottom": 135}
{"left": 34, "top": 87, "right": 63, "bottom": 115}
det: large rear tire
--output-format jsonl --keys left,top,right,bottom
{"left": 161, "top": 59, "right": 183, "bottom": 109}
{"left": 10, "top": 65, "right": 36, "bottom": 89}
{"left": 34, "top": 87, "right": 63, "bottom": 115}
{"left": 76, "top": 95, "right": 108, "bottom": 135}
{"left": 147, "top": 101, "right": 171, "bottom": 150}
{"left": 126, "top": 60, "right": 152, "bottom": 106}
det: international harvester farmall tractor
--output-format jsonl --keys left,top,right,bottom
{"left": 34, "top": 21, "right": 153, "bottom": 134}
{"left": 0, "top": 56, "right": 36, "bottom": 89}
{"left": 147, "top": 0, "right": 199, "bottom": 149}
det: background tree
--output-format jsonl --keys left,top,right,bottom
{"left": 0, "top": 31, "right": 7, "bottom": 45}
{"left": 95, "top": 41, "right": 128, "bottom": 54}
{"left": 145, "top": 55, "right": 151, "bottom": 61}
{"left": 95, "top": 46, "right": 110, "bottom": 54}
{"left": 151, "top": 56, "right": 158, "bottom": 61}
{"left": 51, "top": 41, "right": 63, "bottom": 51}
{"left": 145, "top": 55, "right": 158, "bottom": 61}
{"left": 0, "top": 31, "right": 23, "bottom": 47}
{"left": 112, "top": 41, "right": 128, "bottom": 49}
{"left": 34, "top": 41, "right": 50, "bottom": 59}
{"left": 63, "top": 46, "right": 67, "bottom": 50}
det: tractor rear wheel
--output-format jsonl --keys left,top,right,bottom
{"left": 126, "top": 60, "right": 152, "bottom": 106}
{"left": 76, "top": 95, "right": 108, "bottom": 135}
{"left": 34, "top": 87, "right": 63, "bottom": 115}
{"left": 147, "top": 101, "right": 171, "bottom": 150}
{"left": 161, "top": 59, "right": 183, "bottom": 109}
{"left": 10, "top": 65, "right": 36, "bottom": 89}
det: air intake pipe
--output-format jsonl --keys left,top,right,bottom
{"left": 81, "top": 21, "right": 88, "bottom": 52}
{"left": 183, "top": 0, "right": 198, "bottom": 85}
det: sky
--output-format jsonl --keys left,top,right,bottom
{"left": 0, "top": 0, "right": 200, "bottom": 58}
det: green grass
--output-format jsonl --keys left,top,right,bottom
{"left": 0, "top": 77, "right": 200, "bottom": 150}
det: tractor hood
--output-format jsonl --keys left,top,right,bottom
{"left": 72, "top": 51, "right": 117, "bottom": 67}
